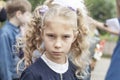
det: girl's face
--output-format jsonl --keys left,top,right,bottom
{"left": 42, "top": 17, "right": 76, "bottom": 64}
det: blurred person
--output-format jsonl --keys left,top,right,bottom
{"left": 89, "top": 17, "right": 120, "bottom": 80}
{"left": 16, "top": 10, "right": 32, "bottom": 76}
{"left": 0, "top": 7, "right": 7, "bottom": 22}
{"left": 87, "top": 19, "right": 101, "bottom": 71}
{"left": 0, "top": 0, "right": 32, "bottom": 80}
{"left": 0, "top": 0, "right": 7, "bottom": 23}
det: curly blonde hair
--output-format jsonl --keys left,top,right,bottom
{"left": 24, "top": 0, "right": 90, "bottom": 79}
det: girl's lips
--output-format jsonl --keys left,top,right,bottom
{"left": 52, "top": 52, "right": 63, "bottom": 55}
{"left": 53, "top": 52, "right": 61, "bottom": 53}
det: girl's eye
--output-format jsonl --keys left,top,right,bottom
{"left": 47, "top": 34, "right": 55, "bottom": 38}
{"left": 63, "top": 35, "right": 70, "bottom": 38}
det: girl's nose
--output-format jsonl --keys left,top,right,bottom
{"left": 54, "top": 40, "right": 62, "bottom": 49}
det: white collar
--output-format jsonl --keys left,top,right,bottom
{"left": 41, "top": 53, "right": 69, "bottom": 74}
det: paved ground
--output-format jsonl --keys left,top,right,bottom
{"left": 91, "top": 58, "right": 111, "bottom": 80}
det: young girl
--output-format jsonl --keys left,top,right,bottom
{"left": 20, "top": 1, "right": 90, "bottom": 80}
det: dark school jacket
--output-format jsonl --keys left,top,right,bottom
{"left": 20, "top": 58, "right": 90, "bottom": 80}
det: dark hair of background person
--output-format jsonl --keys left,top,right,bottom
{"left": 0, "top": 7, "right": 7, "bottom": 22}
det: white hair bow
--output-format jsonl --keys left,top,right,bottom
{"left": 52, "top": 0, "right": 85, "bottom": 11}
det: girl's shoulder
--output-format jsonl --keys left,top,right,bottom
{"left": 68, "top": 59, "right": 77, "bottom": 70}
{"left": 67, "top": 59, "right": 78, "bottom": 75}
{"left": 20, "top": 58, "right": 45, "bottom": 80}
{"left": 26, "top": 58, "right": 46, "bottom": 72}
{"left": 20, "top": 67, "right": 36, "bottom": 80}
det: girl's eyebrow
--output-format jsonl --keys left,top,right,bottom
{"left": 63, "top": 34, "right": 71, "bottom": 36}
{"left": 45, "top": 33, "right": 72, "bottom": 37}
{"left": 45, "top": 32, "right": 54, "bottom": 34}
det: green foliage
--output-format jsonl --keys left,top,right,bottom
{"left": 100, "top": 33, "right": 118, "bottom": 42}
{"left": 85, "top": 0, "right": 116, "bottom": 35}
{"left": 85, "top": 0, "right": 116, "bottom": 21}
{"left": 28, "top": 0, "right": 45, "bottom": 10}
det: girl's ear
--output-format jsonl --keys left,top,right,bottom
{"left": 72, "top": 31, "right": 78, "bottom": 43}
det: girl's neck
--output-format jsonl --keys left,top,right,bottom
{"left": 41, "top": 53, "right": 69, "bottom": 74}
